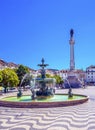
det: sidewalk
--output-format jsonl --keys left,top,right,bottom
{"left": 0, "top": 86, "right": 95, "bottom": 130}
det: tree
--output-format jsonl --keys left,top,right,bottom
{"left": 0, "top": 70, "right": 3, "bottom": 83}
{"left": 21, "top": 74, "right": 32, "bottom": 87}
{"left": 53, "top": 75, "right": 63, "bottom": 85}
{"left": 46, "top": 73, "right": 52, "bottom": 78}
{"left": 1, "top": 68, "right": 19, "bottom": 93}
{"left": 16, "top": 65, "right": 29, "bottom": 86}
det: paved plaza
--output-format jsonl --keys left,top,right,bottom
{"left": 0, "top": 86, "right": 95, "bottom": 130}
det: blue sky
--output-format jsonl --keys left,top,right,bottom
{"left": 0, "top": 0, "right": 95, "bottom": 70}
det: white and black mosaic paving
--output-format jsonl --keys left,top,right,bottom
{"left": 0, "top": 86, "right": 95, "bottom": 130}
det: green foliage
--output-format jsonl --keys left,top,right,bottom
{"left": 0, "top": 70, "right": 3, "bottom": 83}
{"left": 21, "top": 74, "right": 32, "bottom": 87}
{"left": 46, "top": 74, "right": 52, "bottom": 78}
{"left": 1, "top": 68, "right": 19, "bottom": 89}
{"left": 52, "top": 75, "right": 63, "bottom": 84}
{"left": 16, "top": 65, "right": 29, "bottom": 85}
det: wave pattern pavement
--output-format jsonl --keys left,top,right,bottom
{"left": 0, "top": 87, "right": 95, "bottom": 130}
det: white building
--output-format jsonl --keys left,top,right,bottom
{"left": 59, "top": 70, "right": 68, "bottom": 80}
{"left": 59, "top": 69, "right": 85, "bottom": 80}
{"left": 86, "top": 65, "right": 95, "bottom": 84}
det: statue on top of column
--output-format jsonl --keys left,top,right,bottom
{"left": 70, "top": 29, "right": 74, "bottom": 38}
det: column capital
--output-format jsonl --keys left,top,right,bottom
{"left": 69, "top": 39, "right": 75, "bottom": 44}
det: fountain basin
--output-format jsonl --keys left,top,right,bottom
{"left": 0, "top": 94, "right": 89, "bottom": 108}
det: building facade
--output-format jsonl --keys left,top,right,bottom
{"left": 86, "top": 65, "right": 95, "bottom": 84}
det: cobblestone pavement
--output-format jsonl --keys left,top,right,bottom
{"left": 0, "top": 86, "right": 95, "bottom": 130}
